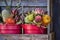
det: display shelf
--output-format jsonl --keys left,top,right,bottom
{"left": 0, "top": 34, "right": 48, "bottom": 40}
{"left": 0, "top": 33, "right": 54, "bottom": 40}
{"left": 0, "top": 0, "right": 52, "bottom": 38}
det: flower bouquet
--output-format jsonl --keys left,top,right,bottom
{"left": 22, "top": 8, "right": 51, "bottom": 34}
{"left": 0, "top": 2, "right": 22, "bottom": 34}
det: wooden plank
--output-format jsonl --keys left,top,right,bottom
{"left": 0, "top": 34, "right": 48, "bottom": 40}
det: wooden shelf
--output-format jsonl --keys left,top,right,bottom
{"left": 0, "top": 1, "right": 47, "bottom": 7}
{"left": 0, "top": 34, "right": 48, "bottom": 40}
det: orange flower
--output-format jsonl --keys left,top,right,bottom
{"left": 42, "top": 14, "right": 51, "bottom": 26}
{"left": 5, "top": 17, "right": 15, "bottom": 24}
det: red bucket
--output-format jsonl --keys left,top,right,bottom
{"left": 0, "top": 24, "right": 22, "bottom": 34}
{"left": 22, "top": 24, "right": 47, "bottom": 34}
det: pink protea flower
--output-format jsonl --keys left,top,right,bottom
{"left": 35, "top": 15, "right": 42, "bottom": 22}
{"left": 35, "top": 8, "right": 44, "bottom": 15}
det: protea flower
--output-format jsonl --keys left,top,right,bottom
{"left": 35, "top": 15, "right": 42, "bottom": 22}
{"left": 34, "top": 8, "right": 44, "bottom": 15}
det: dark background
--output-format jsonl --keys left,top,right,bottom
{"left": 53, "top": 0, "right": 60, "bottom": 40}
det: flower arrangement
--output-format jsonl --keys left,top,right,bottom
{"left": 24, "top": 8, "right": 51, "bottom": 28}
